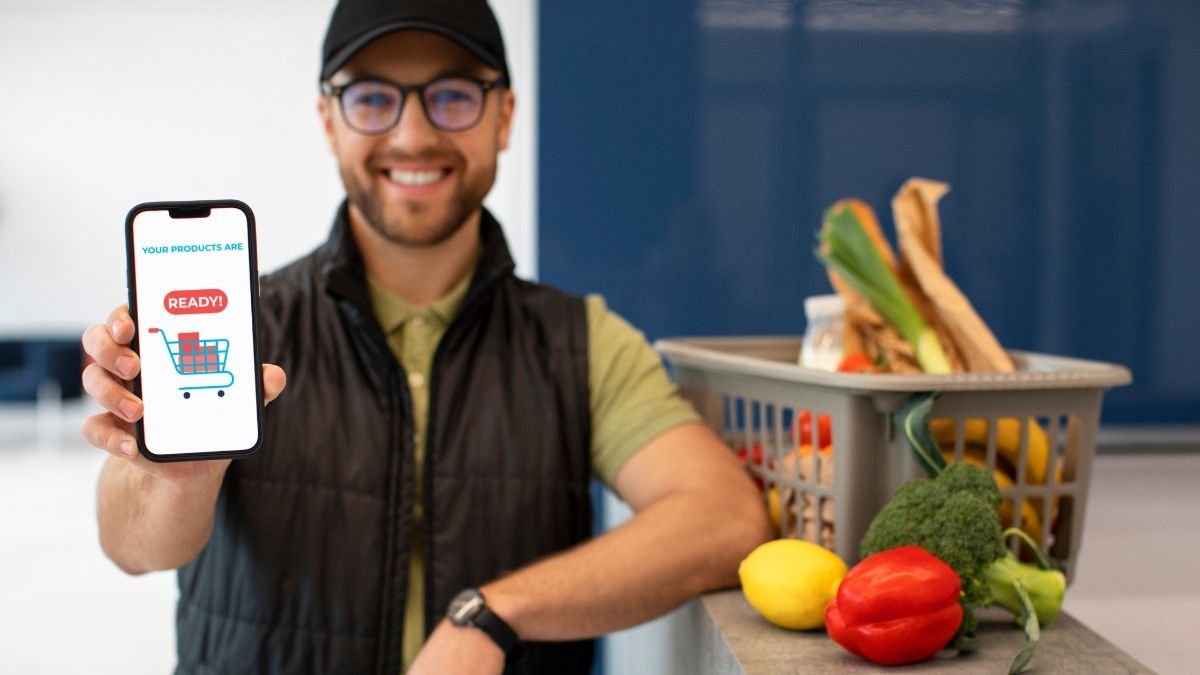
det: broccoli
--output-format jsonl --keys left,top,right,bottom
{"left": 860, "top": 463, "right": 1066, "bottom": 639}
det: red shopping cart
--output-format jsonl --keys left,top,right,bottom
{"left": 148, "top": 327, "right": 234, "bottom": 398}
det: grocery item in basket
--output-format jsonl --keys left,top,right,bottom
{"left": 892, "top": 179, "right": 1013, "bottom": 373}
{"left": 836, "top": 352, "right": 881, "bottom": 373}
{"left": 774, "top": 443, "right": 836, "bottom": 547}
{"left": 816, "top": 179, "right": 1014, "bottom": 374}
{"left": 734, "top": 441, "right": 769, "bottom": 491}
{"left": 825, "top": 546, "right": 963, "bottom": 666}
{"left": 799, "top": 294, "right": 846, "bottom": 370}
{"left": 818, "top": 202, "right": 952, "bottom": 373}
{"left": 931, "top": 417, "right": 1057, "bottom": 546}
{"left": 738, "top": 539, "right": 847, "bottom": 630}
{"left": 796, "top": 410, "right": 832, "bottom": 449}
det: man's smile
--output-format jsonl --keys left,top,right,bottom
{"left": 386, "top": 168, "right": 448, "bottom": 186}
{"left": 377, "top": 164, "right": 455, "bottom": 199}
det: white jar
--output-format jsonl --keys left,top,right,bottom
{"left": 800, "top": 294, "right": 846, "bottom": 370}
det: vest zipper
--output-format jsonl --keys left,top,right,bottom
{"left": 420, "top": 266, "right": 507, "bottom": 631}
{"left": 338, "top": 299, "right": 413, "bottom": 675}
{"left": 421, "top": 341, "right": 441, "bottom": 635}
{"left": 384, "top": 357, "right": 414, "bottom": 675}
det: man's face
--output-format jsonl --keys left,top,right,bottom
{"left": 319, "top": 31, "right": 514, "bottom": 247}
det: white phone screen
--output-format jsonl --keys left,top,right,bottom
{"left": 130, "top": 206, "right": 261, "bottom": 456}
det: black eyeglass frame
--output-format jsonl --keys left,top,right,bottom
{"left": 321, "top": 74, "right": 510, "bottom": 134}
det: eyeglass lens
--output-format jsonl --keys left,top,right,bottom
{"left": 339, "top": 78, "right": 487, "bottom": 133}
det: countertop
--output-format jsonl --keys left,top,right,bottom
{"left": 688, "top": 590, "right": 1153, "bottom": 674}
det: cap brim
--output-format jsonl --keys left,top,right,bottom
{"left": 321, "top": 20, "right": 504, "bottom": 82}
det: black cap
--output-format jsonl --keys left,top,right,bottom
{"left": 320, "top": 0, "right": 509, "bottom": 83}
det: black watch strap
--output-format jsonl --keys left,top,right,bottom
{"left": 447, "top": 588, "right": 522, "bottom": 660}
{"left": 472, "top": 602, "right": 521, "bottom": 657}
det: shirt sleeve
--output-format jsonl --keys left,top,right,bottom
{"left": 587, "top": 294, "right": 701, "bottom": 487}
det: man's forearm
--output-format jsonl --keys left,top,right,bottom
{"left": 480, "top": 486, "right": 770, "bottom": 641}
{"left": 96, "top": 457, "right": 227, "bottom": 574}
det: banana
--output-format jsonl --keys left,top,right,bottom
{"left": 931, "top": 417, "right": 1050, "bottom": 485}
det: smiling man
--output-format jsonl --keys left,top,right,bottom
{"left": 81, "top": 1, "right": 771, "bottom": 673}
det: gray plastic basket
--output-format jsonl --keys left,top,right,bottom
{"left": 655, "top": 336, "right": 1132, "bottom": 580}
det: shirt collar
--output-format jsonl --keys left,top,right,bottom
{"left": 368, "top": 268, "right": 474, "bottom": 335}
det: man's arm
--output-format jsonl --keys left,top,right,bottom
{"left": 482, "top": 421, "right": 771, "bottom": 637}
{"left": 408, "top": 421, "right": 771, "bottom": 672}
{"left": 82, "top": 305, "right": 286, "bottom": 575}
{"left": 95, "top": 455, "right": 230, "bottom": 574}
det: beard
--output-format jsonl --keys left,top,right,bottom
{"left": 339, "top": 155, "right": 494, "bottom": 248}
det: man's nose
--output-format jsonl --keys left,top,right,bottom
{"left": 389, "top": 91, "right": 440, "bottom": 146}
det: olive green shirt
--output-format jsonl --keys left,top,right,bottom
{"left": 367, "top": 275, "right": 699, "bottom": 670}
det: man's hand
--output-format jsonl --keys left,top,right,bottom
{"left": 81, "top": 303, "right": 286, "bottom": 485}
{"left": 83, "top": 303, "right": 287, "bottom": 573}
{"left": 406, "top": 619, "right": 504, "bottom": 675}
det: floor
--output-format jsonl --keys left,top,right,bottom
{"left": 1, "top": 401, "right": 1197, "bottom": 674}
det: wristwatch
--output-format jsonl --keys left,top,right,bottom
{"left": 446, "top": 588, "right": 522, "bottom": 660}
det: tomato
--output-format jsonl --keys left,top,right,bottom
{"left": 797, "top": 411, "right": 832, "bottom": 449}
{"left": 736, "top": 442, "right": 768, "bottom": 490}
{"left": 837, "top": 352, "right": 878, "bottom": 373}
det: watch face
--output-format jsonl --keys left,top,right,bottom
{"left": 448, "top": 589, "right": 485, "bottom": 625}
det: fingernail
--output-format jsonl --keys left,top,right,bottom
{"left": 109, "top": 319, "right": 122, "bottom": 338}
{"left": 120, "top": 440, "right": 136, "bottom": 457}
{"left": 116, "top": 356, "right": 135, "bottom": 379}
{"left": 119, "top": 399, "right": 139, "bottom": 421}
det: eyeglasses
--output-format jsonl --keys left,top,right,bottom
{"left": 321, "top": 75, "right": 509, "bottom": 134}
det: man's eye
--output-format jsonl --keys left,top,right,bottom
{"left": 348, "top": 91, "right": 396, "bottom": 108}
{"left": 428, "top": 89, "right": 476, "bottom": 107}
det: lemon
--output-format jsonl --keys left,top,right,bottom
{"left": 738, "top": 539, "right": 847, "bottom": 630}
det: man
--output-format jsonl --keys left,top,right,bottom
{"left": 81, "top": 1, "right": 771, "bottom": 672}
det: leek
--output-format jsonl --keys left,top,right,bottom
{"left": 816, "top": 206, "right": 951, "bottom": 374}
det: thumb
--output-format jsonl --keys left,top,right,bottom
{"left": 262, "top": 364, "right": 287, "bottom": 405}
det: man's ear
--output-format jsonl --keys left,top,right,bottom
{"left": 318, "top": 95, "right": 337, "bottom": 152}
{"left": 497, "top": 89, "right": 515, "bottom": 152}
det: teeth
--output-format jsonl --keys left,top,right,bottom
{"left": 387, "top": 169, "right": 442, "bottom": 186}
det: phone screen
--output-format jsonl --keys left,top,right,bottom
{"left": 128, "top": 203, "right": 262, "bottom": 458}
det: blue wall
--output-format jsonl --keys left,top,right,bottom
{"left": 539, "top": 0, "right": 1200, "bottom": 425}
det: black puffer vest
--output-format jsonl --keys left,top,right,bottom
{"left": 175, "top": 204, "right": 594, "bottom": 674}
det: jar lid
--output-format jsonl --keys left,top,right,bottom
{"left": 804, "top": 293, "right": 846, "bottom": 319}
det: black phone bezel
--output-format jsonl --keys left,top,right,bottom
{"left": 124, "top": 199, "right": 266, "bottom": 462}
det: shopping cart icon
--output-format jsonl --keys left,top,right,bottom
{"left": 148, "top": 327, "right": 234, "bottom": 398}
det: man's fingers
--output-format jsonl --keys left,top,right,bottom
{"left": 82, "top": 363, "right": 143, "bottom": 423}
{"left": 81, "top": 412, "right": 138, "bottom": 459}
{"left": 82, "top": 323, "right": 140, "bottom": 381}
{"left": 106, "top": 303, "right": 135, "bottom": 345}
{"left": 262, "top": 364, "right": 287, "bottom": 406}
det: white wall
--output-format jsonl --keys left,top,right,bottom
{"left": 0, "top": 0, "right": 537, "bottom": 335}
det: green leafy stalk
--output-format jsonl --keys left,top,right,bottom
{"left": 896, "top": 393, "right": 947, "bottom": 477}
{"left": 1003, "top": 527, "right": 1059, "bottom": 573}
{"left": 816, "top": 206, "right": 951, "bottom": 373}
{"left": 1008, "top": 580, "right": 1040, "bottom": 675}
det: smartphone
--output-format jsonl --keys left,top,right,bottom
{"left": 125, "top": 200, "right": 264, "bottom": 461}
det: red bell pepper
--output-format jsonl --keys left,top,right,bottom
{"left": 825, "top": 546, "right": 963, "bottom": 666}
